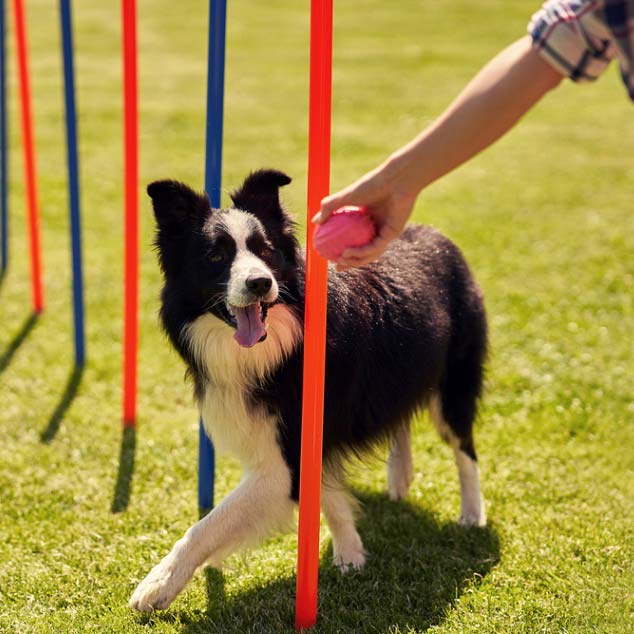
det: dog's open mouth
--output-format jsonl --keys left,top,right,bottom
{"left": 226, "top": 302, "right": 269, "bottom": 348}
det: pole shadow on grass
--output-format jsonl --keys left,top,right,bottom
{"left": 158, "top": 490, "right": 500, "bottom": 634}
{"left": 0, "top": 312, "right": 38, "bottom": 375}
{"left": 40, "top": 364, "right": 84, "bottom": 443}
{"left": 112, "top": 426, "right": 136, "bottom": 513}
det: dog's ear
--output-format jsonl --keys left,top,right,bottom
{"left": 147, "top": 180, "right": 210, "bottom": 230}
{"left": 230, "top": 169, "right": 292, "bottom": 226}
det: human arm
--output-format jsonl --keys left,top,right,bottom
{"left": 316, "top": 35, "right": 563, "bottom": 269}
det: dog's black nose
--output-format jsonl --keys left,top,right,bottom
{"left": 246, "top": 276, "right": 273, "bottom": 296}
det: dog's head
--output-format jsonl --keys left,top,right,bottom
{"left": 149, "top": 169, "right": 299, "bottom": 348}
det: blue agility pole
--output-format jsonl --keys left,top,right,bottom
{"left": 198, "top": 0, "right": 227, "bottom": 511}
{"left": 59, "top": 0, "right": 85, "bottom": 367}
{"left": 204, "top": 0, "right": 226, "bottom": 205}
{"left": 198, "top": 422, "right": 215, "bottom": 511}
{"left": 0, "top": 0, "right": 7, "bottom": 275}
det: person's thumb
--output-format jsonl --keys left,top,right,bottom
{"left": 313, "top": 192, "right": 348, "bottom": 224}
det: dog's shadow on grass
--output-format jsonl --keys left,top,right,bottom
{"left": 165, "top": 491, "right": 500, "bottom": 633}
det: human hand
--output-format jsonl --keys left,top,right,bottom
{"left": 313, "top": 162, "right": 418, "bottom": 269}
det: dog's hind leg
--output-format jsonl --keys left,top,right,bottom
{"left": 321, "top": 469, "right": 366, "bottom": 572}
{"left": 130, "top": 456, "right": 294, "bottom": 612}
{"left": 387, "top": 421, "right": 413, "bottom": 501}
{"left": 429, "top": 392, "right": 486, "bottom": 527}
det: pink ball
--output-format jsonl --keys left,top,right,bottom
{"left": 313, "top": 206, "right": 376, "bottom": 261}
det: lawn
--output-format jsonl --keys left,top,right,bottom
{"left": 1, "top": 1, "right": 633, "bottom": 632}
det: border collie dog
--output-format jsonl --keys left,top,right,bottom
{"left": 130, "top": 169, "right": 487, "bottom": 612}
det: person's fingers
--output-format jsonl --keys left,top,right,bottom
{"left": 340, "top": 234, "right": 390, "bottom": 260}
{"left": 334, "top": 252, "right": 367, "bottom": 269}
{"left": 335, "top": 232, "right": 393, "bottom": 269}
{"left": 335, "top": 260, "right": 358, "bottom": 271}
{"left": 335, "top": 254, "right": 375, "bottom": 270}
{"left": 337, "top": 251, "right": 367, "bottom": 264}
{"left": 336, "top": 250, "right": 382, "bottom": 270}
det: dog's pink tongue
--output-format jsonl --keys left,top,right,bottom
{"left": 233, "top": 303, "right": 266, "bottom": 348}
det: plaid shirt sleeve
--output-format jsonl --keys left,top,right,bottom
{"left": 528, "top": 0, "right": 634, "bottom": 100}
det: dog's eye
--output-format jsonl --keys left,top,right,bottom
{"left": 209, "top": 253, "right": 225, "bottom": 263}
{"left": 272, "top": 249, "right": 286, "bottom": 265}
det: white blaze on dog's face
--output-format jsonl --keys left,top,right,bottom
{"left": 148, "top": 171, "right": 298, "bottom": 354}
{"left": 214, "top": 210, "right": 279, "bottom": 348}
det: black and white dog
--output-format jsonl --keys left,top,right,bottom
{"left": 130, "top": 169, "right": 487, "bottom": 612}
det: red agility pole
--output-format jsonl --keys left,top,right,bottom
{"left": 122, "top": 0, "right": 138, "bottom": 428}
{"left": 12, "top": 0, "right": 43, "bottom": 313}
{"left": 295, "top": 0, "right": 333, "bottom": 629}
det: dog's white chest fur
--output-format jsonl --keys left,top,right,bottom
{"left": 183, "top": 304, "right": 302, "bottom": 469}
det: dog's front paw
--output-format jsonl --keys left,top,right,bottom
{"left": 333, "top": 534, "right": 367, "bottom": 573}
{"left": 129, "top": 557, "right": 191, "bottom": 612}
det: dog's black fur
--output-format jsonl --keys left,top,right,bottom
{"left": 149, "top": 169, "right": 487, "bottom": 500}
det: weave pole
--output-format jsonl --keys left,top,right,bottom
{"left": 12, "top": 0, "right": 43, "bottom": 313}
{"left": 0, "top": 0, "right": 7, "bottom": 276}
{"left": 122, "top": 0, "right": 138, "bottom": 427}
{"left": 60, "top": 0, "right": 85, "bottom": 367}
{"left": 295, "top": 0, "right": 333, "bottom": 629}
{"left": 198, "top": 0, "right": 227, "bottom": 511}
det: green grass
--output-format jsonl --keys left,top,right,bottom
{"left": 1, "top": 1, "right": 633, "bottom": 632}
